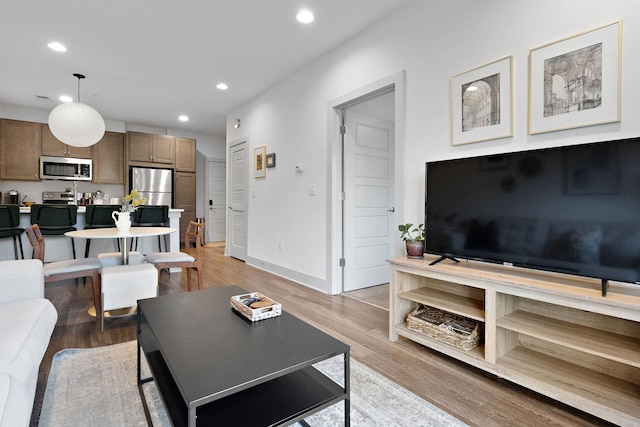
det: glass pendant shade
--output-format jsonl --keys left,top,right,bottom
{"left": 48, "top": 101, "right": 106, "bottom": 147}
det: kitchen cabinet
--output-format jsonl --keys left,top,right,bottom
{"left": 41, "top": 125, "right": 92, "bottom": 158}
{"left": 93, "top": 131, "right": 124, "bottom": 184}
{"left": 175, "top": 171, "right": 196, "bottom": 245}
{"left": 0, "top": 119, "right": 41, "bottom": 181}
{"left": 175, "top": 137, "right": 196, "bottom": 172}
{"left": 128, "top": 131, "right": 175, "bottom": 165}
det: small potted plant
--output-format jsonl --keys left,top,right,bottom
{"left": 398, "top": 223, "right": 425, "bottom": 259}
{"left": 112, "top": 189, "right": 147, "bottom": 232}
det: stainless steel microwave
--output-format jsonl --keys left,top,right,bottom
{"left": 40, "top": 156, "right": 93, "bottom": 181}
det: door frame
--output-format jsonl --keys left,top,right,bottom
{"left": 226, "top": 136, "right": 249, "bottom": 259}
{"left": 342, "top": 110, "right": 395, "bottom": 292}
{"left": 327, "top": 70, "right": 406, "bottom": 295}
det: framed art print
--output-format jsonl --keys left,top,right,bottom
{"left": 266, "top": 153, "right": 276, "bottom": 168}
{"left": 254, "top": 145, "right": 266, "bottom": 178}
{"left": 451, "top": 56, "right": 513, "bottom": 146}
{"left": 529, "top": 20, "right": 621, "bottom": 134}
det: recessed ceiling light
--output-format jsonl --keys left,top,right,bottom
{"left": 59, "top": 95, "right": 73, "bottom": 103}
{"left": 216, "top": 83, "right": 228, "bottom": 90}
{"left": 48, "top": 42, "right": 67, "bottom": 52}
{"left": 296, "top": 9, "right": 314, "bottom": 24}
{"left": 179, "top": 115, "right": 189, "bottom": 122}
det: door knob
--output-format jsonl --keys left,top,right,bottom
{"left": 388, "top": 207, "right": 395, "bottom": 212}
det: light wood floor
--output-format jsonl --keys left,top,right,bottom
{"left": 344, "top": 283, "right": 389, "bottom": 310}
{"left": 31, "top": 246, "right": 613, "bottom": 426}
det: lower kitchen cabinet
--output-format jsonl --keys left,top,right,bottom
{"left": 175, "top": 171, "right": 196, "bottom": 245}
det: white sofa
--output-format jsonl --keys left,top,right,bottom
{"left": 0, "top": 260, "right": 57, "bottom": 427}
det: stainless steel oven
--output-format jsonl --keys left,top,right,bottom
{"left": 42, "top": 191, "right": 76, "bottom": 204}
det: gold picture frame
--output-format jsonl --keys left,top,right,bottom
{"left": 528, "top": 20, "right": 622, "bottom": 135}
{"left": 451, "top": 56, "right": 513, "bottom": 146}
{"left": 254, "top": 145, "right": 266, "bottom": 178}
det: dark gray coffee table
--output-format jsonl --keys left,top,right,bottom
{"left": 137, "top": 285, "right": 350, "bottom": 427}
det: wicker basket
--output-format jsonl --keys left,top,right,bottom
{"left": 406, "top": 305, "right": 482, "bottom": 351}
{"left": 231, "top": 292, "right": 282, "bottom": 322}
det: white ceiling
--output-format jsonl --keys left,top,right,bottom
{"left": 0, "top": 0, "right": 411, "bottom": 137}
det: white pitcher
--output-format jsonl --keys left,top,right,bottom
{"left": 112, "top": 211, "right": 131, "bottom": 232}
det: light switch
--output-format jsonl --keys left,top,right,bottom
{"left": 308, "top": 184, "right": 316, "bottom": 196}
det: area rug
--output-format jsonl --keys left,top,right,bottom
{"left": 39, "top": 341, "right": 467, "bottom": 426}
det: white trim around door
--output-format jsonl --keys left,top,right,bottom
{"left": 327, "top": 70, "right": 407, "bottom": 295}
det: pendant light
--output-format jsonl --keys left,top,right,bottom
{"left": 48, "top": 73, "right": 106, "bottom": 147}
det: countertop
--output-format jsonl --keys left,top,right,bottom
{"left": 18, "top": 206, "right": 183, "bottom": 214}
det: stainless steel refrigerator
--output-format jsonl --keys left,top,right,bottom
{"left": 129, "top": 166, "right": 173, "bottom": 207}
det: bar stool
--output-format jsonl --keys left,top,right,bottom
{"left": 30, "top": 204, "right": 78, "bottom": 260}
{"left": 84, "top": 205, "right": 121, "bottom": 258}
{"left": 130, "top": 205, "right": 169, "bottom": 252}
{"left": 0, "top": 204, "right": 24, "bottom": 260}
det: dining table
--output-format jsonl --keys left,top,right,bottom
{"left": 65, "top": 226, "right": 176, "bottom": 265}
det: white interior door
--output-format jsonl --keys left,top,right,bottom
{"left": 207, "top": 159, "right": 226, "bottom": 242}
{"left": 227, "top": 141, "right": 248, "bottom": 260}
{"left": 343, "top": 111, "right": 395, "bottom": 291}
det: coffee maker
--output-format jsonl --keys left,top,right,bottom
{"left": 4, "top": 189, "right": 19, "bottom": 205}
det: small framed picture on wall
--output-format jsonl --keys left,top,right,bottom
{"left": 266, "top": 153, "right": 276, "bottom": 168}
{"left": 451, "top": 56, "right": 513, "bottom": 146}
{"left": 254, "top": 145, "right": 266, "bottom": 178}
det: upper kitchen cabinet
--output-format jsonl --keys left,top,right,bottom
{"left": 175, "top": 137, "right": 196, "bottom": 172}
{"left": 128, "top": 131, "right": 175, "bottom": 165}
{"left": 41, "top": 125, "right": 92, "bottom": 158}
{"left": 0, "top": 119, "right": 41, "bottom": 181}
{"left": 93, "top": 131, "right": 125, "bottom": 184}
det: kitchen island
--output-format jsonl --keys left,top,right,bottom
{"left": 0, "top": 206, "right": 183, "bottom": 263}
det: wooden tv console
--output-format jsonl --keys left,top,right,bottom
{"left": 389, "top": 255, "right": 640, "bottom": 426}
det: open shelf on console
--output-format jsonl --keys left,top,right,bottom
{"left": 398, "top": 286, "right": 485, "bottom": 321}
{"left": 497, "top": 346, "right": 640, "bottom": 423}
{"left": 497, "top": 310, "right": 640, "bottom": 367}
{"left": 395, "top": 322, "right": 485, "bottom": 360}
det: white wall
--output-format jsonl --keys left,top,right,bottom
{"left": 226, "top": 0, "right": 640, "bottom": 293}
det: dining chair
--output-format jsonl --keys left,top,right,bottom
{"left": 0, "top": 204, "right": 25, "bottom": 260}
{"left": 145, "top": 220, "right": 204, "bottom": 291}
{"left": 83, "top": 205, "right": 121, "bottom": 258}
{"left": 30, "top": 204, "right": 78, "bottom": 259}
{"left": 130, "top": 205, "right": 170, "bottom": 252}
{"left": 25, "top": 224, "right": 102, "bottom": 324}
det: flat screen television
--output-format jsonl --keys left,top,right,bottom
{"left": 425, "top": 137, "right": 640, "bottom": 294}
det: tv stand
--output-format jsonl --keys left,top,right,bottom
{"left": 389, "top": 255, "right": 640, "bottom": 426}
{"left": 428, "top": 253, "right": 460, "bottom": 266}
